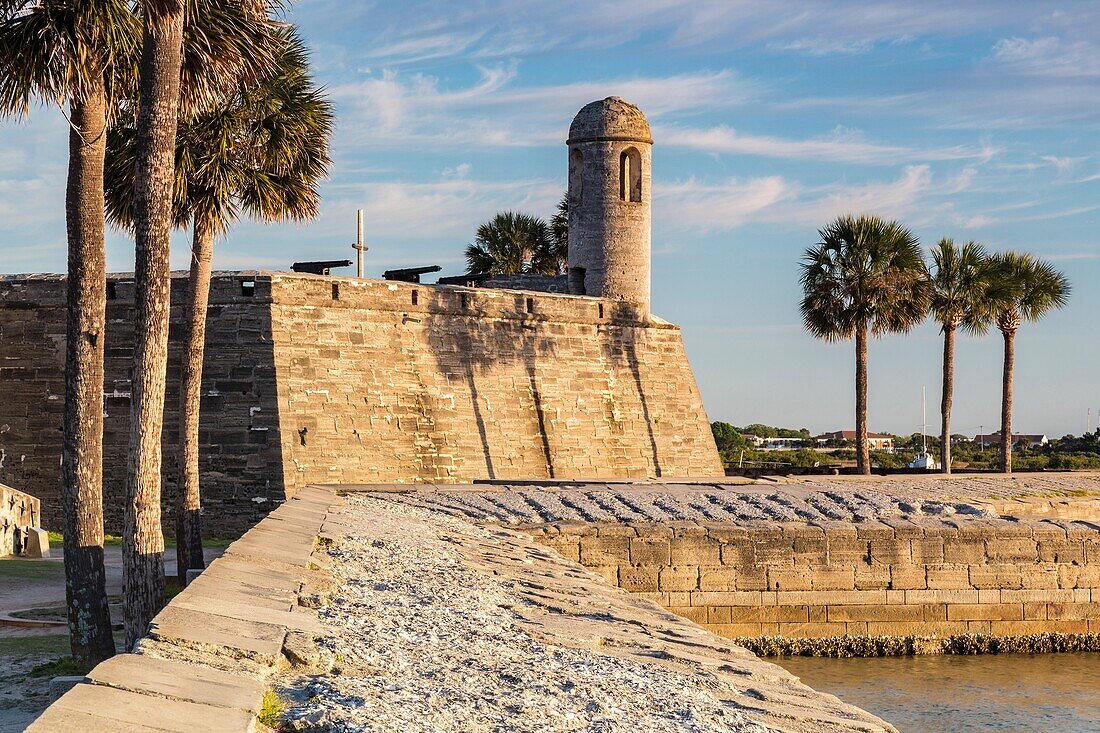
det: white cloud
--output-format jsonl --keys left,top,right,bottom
{"left": 657, "top": 176, "right": 791, "bottom": 232}
{"left": 660, "top": 125, "right": 994, "bottom": 165}
{"left": 993, "top": 37, "right": 1100, "bottom": 79}
{"left": 330, "top": 67, "right": 754, "bottom": 148}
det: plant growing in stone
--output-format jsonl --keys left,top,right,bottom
{"left": 929, "top": 238, "right": 992, "bottom": 474}
{"left": 105, "top": 27, "right": 332, "bottom": 587}
{"left": 799, "top": 215, "right": 931, "bottom": 475}
{"left": 984, "top": 252, "right": 1070, "bottom": 473}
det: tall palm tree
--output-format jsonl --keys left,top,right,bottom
{"left": 0, "top": 0, "right": 139, "bottom": 668}
{"left": 466, "top": 212, "right": 554, "bottom": 276}
{"left": 800, "top": 215, "right": 931, "bottom": 474}
{"left": 986, "top": 252, "right": 1070, "bottom": 473}
{"left": 123, "top": 0, "right": 284, "bottom": 647}
{"left": 106, "top": 29, "right": 333, "bottom": 584}
{"left": 929, "top": 239, "right": 991, "bottom": 474}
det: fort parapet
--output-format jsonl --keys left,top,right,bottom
{"left": 0, "top": 272, "right": 722, "bottom": 534}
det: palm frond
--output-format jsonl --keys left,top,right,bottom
{"left": 799, "top": 214, "right": 930, "bottom": 342}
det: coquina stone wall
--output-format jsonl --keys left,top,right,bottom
{"left": 531, "top": 518, "right": 1100, "bottom": 639}
{"left": 0, "top": 272, "right": 721, "bottom": 535}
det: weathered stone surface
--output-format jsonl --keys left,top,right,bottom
{"left": 26, "top": 683, "right": 257, "bottom": 733}
{"left": 87, "top": 654, "right": 264, "bottom": 712}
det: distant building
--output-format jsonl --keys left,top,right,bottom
{"left": 972, "top": 432, "right": 1048, "bottom": 448}
{"left": 815, "top": 431, "right": 895, "bottom": 452}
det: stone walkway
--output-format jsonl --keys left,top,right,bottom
{"left": 356, "top": 473, "right": 1100, "bottom": 526}
{"left": 274, "top": 494, "right": 894, "bottom": 732}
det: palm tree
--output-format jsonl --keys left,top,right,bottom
{"left": 105, "top": 29, "right": 333, "bottom": 585}
{"left": 800, "top": 215, "right": 931, "bottom": 474}
{"left": 123, "top": 0, "right": 284, "bottom": 647}
{"left": 0, "top": 0, "right": 139, "bottom": 668}
{"left": 929, "top": 239, "right": 991, "bottom": 474}
{"left": 544, "top": 194, "right": 568, "bottom": 274}
{"left": 986, "top": 252, "right": 1070, "bottom": 473}
{"left": 465, "top": 212, "right": 554, "bottom": 276}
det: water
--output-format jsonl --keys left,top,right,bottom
{"left": 776, "top": 653, "right": 1100, "bottom": 732}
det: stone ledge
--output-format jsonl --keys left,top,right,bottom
{"left": 25, "top": 485, "right": 338, "bottom": 732}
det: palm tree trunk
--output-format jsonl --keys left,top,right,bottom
{"left": 855, "top": 326, "right": 870, "bottom": 475}
{"left": 1000, "top": 328, "right": 1015, "bottom": 474}
{"left": 124, "top": 3, "right": 185, "bottom": 649}
{"left": 61, "top": 78, "right": 116, "bottom": 668}
{"left": 940, "top": 325, "right": 955, "bottom": 474}
{"left": 175, "top": 219, "right": 213, "bottom": 586}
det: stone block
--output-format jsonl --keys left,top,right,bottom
{"left": 776, "top": 590, "right": 887, "bottom": 606}
{"left": 986, "top": 537, "right": 1038, "bottom": 563}
{"left": 827, "top": 604, "right": 924, "bottom": 623}
{"left": 910, "top": 537, "right": 944, "bottom": 564}
{"left": 707, "top": 606, "right": 732, "bottom": 624}
{"left": 826, "top": 537, "right": 868, "bottom": 565}
{"left": 734, "top": 568, "right": 768, "bottom": 591}
{"left": 889, "top": 564, "right": 927, "bottom": 590}
{"left": 865, "top": 620, "right": 969, "bottom": 637}
{"left": 692, "top": 590, "right": 773, "bottom": 607}
{"left": 1047, "top": 602, "right": 1100, "bottom": 620}
{"left": 658, "top": 565, "right": 698, "bottom": 592}
{"left": 777, "top": 622, "right": 849, "bottom": 638}
{"left": 698, "top": 566, "right": 737, "bottom": 591}
{"left": 926, "top": 564, "right": 972, "bottom": 590}
{"left": 766, "top": 567, "right": 812, "bottom": 592}
{"left": 946, "top": 603, "right": 1024, "bottom": 621}
{"left": 968, "top": 565, "right": 1024, "bottom": 590}
{"left": 943, "top": 539, "right": 984, "bottom": 564}
{"left": 854, "top": 565, "right": 891, "bottom": 590}
{"left": 619, "top": 565, "right": 659, "bottom": 593}
{"left": 670, "top": 536, "right": 721, "bottom": 565}
{"left": 869, "top": 539, "right": 909, "bottom": 565}
{"left": 579, "top": 536, "right": 630, "bottom": 566}
{"left": 810, "top": 565, "right": 855, "bottom": 590}
{"left": 24, "top": 527, "right": 49, "bottom": 558}
{"left": 629, "top": 537, "right": 670, "bottom": 565}
{"left": 991, "top": 620, "right": 1088, "bottom": 635}
{"left": 904, "top": 589, "right": 979, "bottom": 604}
{"left": 668, "top": 605, "right": 707, "bottom": 624}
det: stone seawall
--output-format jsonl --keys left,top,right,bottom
{"left": 533, "top": 519, "right": 1100, "bottom": 640}
{"left": 0, "top": 273, "right": 721, "bottom": 535}
{"left": 369, "top": 477, "right": 1100, "bottom": 646}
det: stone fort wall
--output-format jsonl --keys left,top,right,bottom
{"left": 532, "top": 518, "right": 1100, "bottom": 640}
{"left": 0, "top": 272, "right": 722, "bottom": 534}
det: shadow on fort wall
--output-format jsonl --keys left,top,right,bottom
{"left": 0, "top": 274, "right": 286, "bottom": 537}
{"left": 422, "top": 292, "right": 661, "bottom": 481}
{"left": 424, "top": 291, "right": 559, "bottom": 481}
{"left": 605, "top": 301, "right": 661, "bottom": 477}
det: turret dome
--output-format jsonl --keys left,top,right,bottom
{"left": 567, "top": 96, "right": 652, "bottom": 145}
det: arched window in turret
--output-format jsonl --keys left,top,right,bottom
{"left": 620, "top": 147, "right": 642, "bottom": 202}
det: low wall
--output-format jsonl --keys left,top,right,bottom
{"left": 531, "top": 517, "right": 1100, "bottom": 640}
{"left": 0, "top": 482, "right": 41, "bottom": 557}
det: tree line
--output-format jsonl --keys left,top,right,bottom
{"left": 799, "top": 214, "right": 1070, "bottom": 476}
{"left": 0, "top": 1, "right": 333, "bottom": 669}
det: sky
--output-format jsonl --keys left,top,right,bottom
{"left": 1, "top": 1, "right": 1098, "bottom": 438}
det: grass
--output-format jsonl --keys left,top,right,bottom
{"left": 257, "top": 689, "right": 285, "bottom": 729}
{"left": 0, "top": 558, "right": 65, "bottom": 580}
{"left": 46, "top": 531, "right": 238, "bottom": 549}
{"left": 28, "top": 655, "right": 91, "bottom": 678}
{"left": 0, "top": 634, "right": 72, "bottom": 660}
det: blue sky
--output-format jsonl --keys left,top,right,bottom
{"left": 1, "top": 1, "right": 1098, "bottom": 437}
